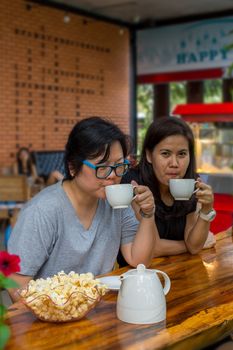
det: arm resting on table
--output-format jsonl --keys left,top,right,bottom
{"left": 153, "top": 239, "right": 187, "bottom": 257}
{"left": 121, "top": 216, "right": 156, "bottom": 267}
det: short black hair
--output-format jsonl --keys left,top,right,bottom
{"left": 64, "top": 116, "right": 131, "bottom": 179}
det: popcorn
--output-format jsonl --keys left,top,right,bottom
{"left": 19, "top": 271, "right": 108, "bottom": 322}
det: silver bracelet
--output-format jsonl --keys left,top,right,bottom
{"left": 139, "top": 207, "right": 155, "bottom": 218}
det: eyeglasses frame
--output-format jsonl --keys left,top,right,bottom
{"left": 82, "top": 159, "right": 130, "bottom": 179}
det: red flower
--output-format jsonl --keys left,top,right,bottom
{"left": 0, "top": 251, "right": 20, "bottom": 276}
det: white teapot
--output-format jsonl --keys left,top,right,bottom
{"left": 116, "top": 264, "right": 171, "bottom": 324}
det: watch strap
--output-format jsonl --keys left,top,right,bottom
{"left": 199, "top": 209, "right": 216, "bottom": 222}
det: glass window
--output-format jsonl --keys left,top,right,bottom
{"left": 170, "top": 81, "right": 186, "bottom": 113}
{"left": 137, "top": 84, "right": 153, "bottom": 155}
{"left": 204, "top": 79, "right": 222, "bottom": 103}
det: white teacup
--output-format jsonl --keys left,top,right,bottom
{"left": 169, "top": 179, "right": 198, "bottom": 201}
{"left": 105, "top": 184, "right": 134, "bottom": 209}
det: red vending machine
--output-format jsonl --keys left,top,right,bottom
{"left": 172, "top": 102, "right": 233, "bottom": 234}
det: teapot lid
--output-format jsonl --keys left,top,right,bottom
{"left": 137, "top": 264, "right": 146, "bottom": 274}
{"left": 122, "top": 264, "right": 154, "bottom": 278}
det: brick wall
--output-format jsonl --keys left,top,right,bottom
{"left": 0, "top": 0, "right": 130, "bottom": 168}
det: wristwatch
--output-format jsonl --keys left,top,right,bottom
{"left": 199, "top": 209, "right": 216, "bottom": 222}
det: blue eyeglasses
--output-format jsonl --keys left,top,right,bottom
{"left": 82, "top": 159, "right": 130, "bottom": 179}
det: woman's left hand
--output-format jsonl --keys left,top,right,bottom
{"left": 131, "top": 180, "right": 155, "bottom": 218}
{"left": 195, "top": 177, "right": 214, "bottom": 212}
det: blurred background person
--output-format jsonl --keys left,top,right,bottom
{"left": 13, "top": 147, "right": 44, "bottom": 186}
{"left": 13, "top": 147, "right": 63, "bottom": 186}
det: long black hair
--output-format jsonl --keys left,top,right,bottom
{"left": 16, "top": 147, "right": 34, "bottom": 176}
{"left": 64, "top": 116, "right": 131, "bottom": 179}
{"left": 137, "top": 117, "right": 197, "bottom": 214}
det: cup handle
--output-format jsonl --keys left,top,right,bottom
{"left": 193, "top": 180, "right": 200, "bottom": 194}
{"left": 155, "top": 269, "right": 171, "bottom": 295}
{"left": 132, "top": 186, "right": 137, "bottom": 201}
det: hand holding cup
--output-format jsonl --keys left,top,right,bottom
{"left": 169, "top": 178, "right": 214, "bottom": 212}
{"left": 130, "top": 180, "right": 155, "bottom": 219}
{"left": 194, "top": 177, "right": 214, "bottom": 211}
{"left": 105, "top": 180, "right": 155, "bottom": 220}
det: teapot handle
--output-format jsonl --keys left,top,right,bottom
{"left": 155, "top": 269, "right": 171, "bottom": 295}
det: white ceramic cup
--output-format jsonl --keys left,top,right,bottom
{"left": 105, "top": 184, "right": 134, "bottom": 209}
{"left": 169, "top": 179, "right": 198, "bottom": 201}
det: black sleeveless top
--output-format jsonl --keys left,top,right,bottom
{"left": 117, "top": 168, "right": 197, "bottom": 267}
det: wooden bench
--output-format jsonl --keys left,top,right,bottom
{"left": 0, "top": 175, "right": 29, "bottom": 220}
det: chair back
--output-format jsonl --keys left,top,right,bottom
{"left": 0, "top": 175, "right": 29, "bottom": 202}
{"left": 33, "top": 150, "right": 65, "bottom": 177}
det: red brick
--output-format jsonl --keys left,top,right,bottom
{"left": 0, "top": 0, "right": 130, "bottom": 168}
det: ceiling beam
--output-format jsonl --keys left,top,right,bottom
{"left": 136, "top": 9, "right": 233, "bottom": 29}
{"left": 26, "top": 0, "right": 133, "bottom": 28}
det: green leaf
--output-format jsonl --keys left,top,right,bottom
{"left": 0, "top": 323, "right": 10, "bottom": 350}
{"left": 1, "top": 278, "right": 18, "bottom": 289}
{"left": 0, "top": 274, "right": 5, "bottom": 287}
{"left": 0, "top": 305, "right": 7, "bottom": 318}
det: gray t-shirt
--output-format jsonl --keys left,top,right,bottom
{"left": 8, "top": 181, "right": 139, "bottom": 278}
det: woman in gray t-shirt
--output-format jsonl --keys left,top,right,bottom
{"left": 8, "top": 116, "right": 157, "bottom": 301}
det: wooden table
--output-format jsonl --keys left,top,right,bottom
{"left": 5, "top": 235, "right": 233, "bottom": 350}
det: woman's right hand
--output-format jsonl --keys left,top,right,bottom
{"left": 131, "top": 180, "right": 155, "bottom": 219}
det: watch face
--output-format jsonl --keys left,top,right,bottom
{"left": 208, "top": 210, "right": 216, "bottom": 222}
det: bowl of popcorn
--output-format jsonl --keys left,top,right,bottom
{"left": 18, "top": 271, "right": 108, "bottom": 322}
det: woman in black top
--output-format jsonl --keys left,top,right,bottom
{"left": 118, "top": 117, "right": 215, "bottom": 266}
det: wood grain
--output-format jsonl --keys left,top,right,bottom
{"left": 5, "top": 235, "right": 233, "bottom": 350}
